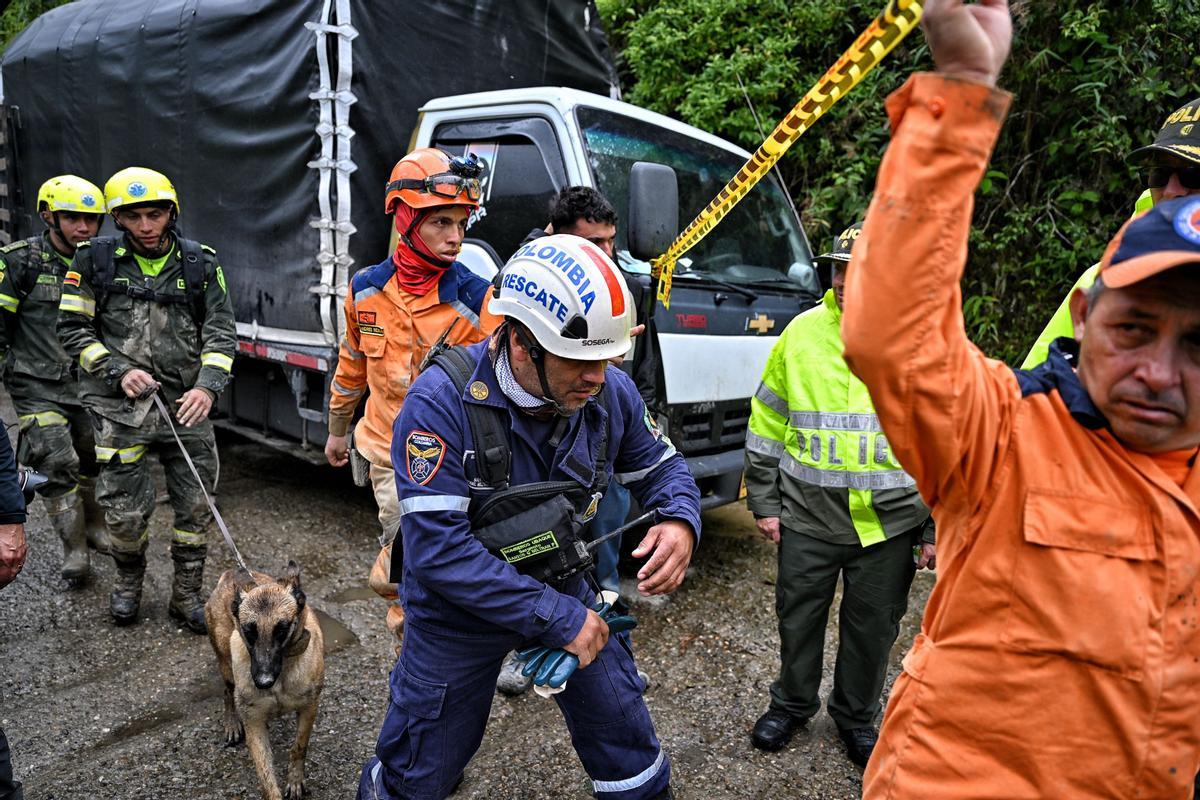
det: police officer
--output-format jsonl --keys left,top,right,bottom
{"left": 57, "top": 167, "right": 236, "bottom": 633}
{"left": 358, "top": 234, "right": 700, "bottom": 800}
{"left": 1023, "top": 93, "right": 1200, "bottom": 368}
{"left": 0, "top": 175, "right": 108, "bottom": 586}
{"left": 745, "top": 223, "right": 934, "bottom": 766}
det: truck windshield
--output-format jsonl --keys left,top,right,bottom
{"left": 577, "top": 107, "right": 816, "bottom": 294}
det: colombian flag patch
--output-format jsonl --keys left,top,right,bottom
{"left": 63, "top": 271, "right": 81, "bottom": 288}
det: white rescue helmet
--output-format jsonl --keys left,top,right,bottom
{"left": 491, "top": 234, "right": 634, "bottom": 361}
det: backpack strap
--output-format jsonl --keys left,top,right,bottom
{"left": 178, "top": 237, "right": 207, "bottom": 325}
{"left": 429, "top": 346, "right": 511, "bottom": 491}
{"left": 89, "top": 236, "right": 117, "bottom": 310}
{"left": 16, "top": 236, "right": 42, "bottom": 299}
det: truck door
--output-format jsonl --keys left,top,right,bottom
{"left": 431, "top": 117, "right": 568, "bottom": 264}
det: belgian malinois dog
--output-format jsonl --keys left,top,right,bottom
{"left": 205, "top": 562, "right": 325, "bottom": 800}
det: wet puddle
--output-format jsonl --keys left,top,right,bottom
{"left": 313, "top": 607, "right": 358, "bottom": 653}
{"left": 325, "top": 584, "right": 376, "bottom": 604}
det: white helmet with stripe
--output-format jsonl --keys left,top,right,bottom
{"left": 490, "top": 234, "right": 634, "bottom": 361}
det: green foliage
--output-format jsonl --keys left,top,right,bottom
{"left": 600, "top": 0, "right": 1200, "bottom": 364}
{"left": 0, "top": 0, "right": 72, "bottom": 54}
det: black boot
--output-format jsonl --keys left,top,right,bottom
{"left": 110, "top": 552, "right": 146, "bottom": 626}
{"left": 168, "top": 543, "right": 208, "bottom": 634}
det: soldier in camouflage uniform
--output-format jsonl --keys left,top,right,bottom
{"left": 0, "top": 175, "right": 109, "bottom": 587}
{"left": 57, "top": 167, "right": 236, "bottom": 632}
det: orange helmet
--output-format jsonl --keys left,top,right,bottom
{"left": 384, "top": 148, "right": 484, "bottom": 214}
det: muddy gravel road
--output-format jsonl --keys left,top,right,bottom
{"left": 0, "top": 432, "right": 933, "bottom": 800}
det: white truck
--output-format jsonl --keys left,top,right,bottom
{"left": 1, "top": 0, "right": 820, "bottom": 510}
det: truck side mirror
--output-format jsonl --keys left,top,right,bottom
{"left": 627, "top": 162, "right": 678, "bottom": 262}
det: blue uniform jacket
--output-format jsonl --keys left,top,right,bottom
{"left": 392, "top": 339, "right": 702, "bottom": 647}
{"left": 0, "top": 432, "right": 25, "bottom": 524}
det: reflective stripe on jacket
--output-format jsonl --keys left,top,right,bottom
{"left": 0, "top": 233, "right": 89, "bottom": 407}
{"left": 392, "top": 339, "right": 701, "bottom": 643}
{"left": 744, "top": 289, "right": 927, "bottom": 547}
{"left": 328, "top": 257, "right": 502, "bottom": 466}
{"left": 847, "top": 73, "right": 1200, "bottom": 800}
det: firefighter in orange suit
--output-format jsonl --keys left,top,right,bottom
{"left": 325, "top": 148, "right": 501, "bottom": 641}
{"left": 846, "top": 3, "right": 1200, "bottom": 798}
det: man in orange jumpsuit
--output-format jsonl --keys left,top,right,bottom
{"left": 845, "top": 2, "right": 1200, "bottom": 797}
{"left": 325, "top": 148, "right": 501, "bottom": 640}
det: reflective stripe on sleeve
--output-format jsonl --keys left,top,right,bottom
{"left": 614, "top": 444, "right": 678, "bottom": 484}
{"left": 754, "top": 382, "right": 789, "bottom": 417}
{"left": 331, "top": 379, "right": 364, "bottom": 399}
{"left": 95, "top": 444, "right": 148, "bottom": 464}
{"left": 398, "top": 495, "right": 470, "bottom": 517}
{"left": 340, "top": 338, "right": 364, "bottom": 360}
{"left": 354, "top": 285, "right": 380, "bottom": 304}
{"left": 745, "top": 431, "right": 785, "bottom": 459}
{"left": 0, "top": 293, "right": 19, "bottom": 313}
{"left": 780, "top": 453, "right": 915, "bottom": 490}
{"left": 789, "top": 410, "right": 883, "bottom": 432}
{"left": 592, "top": 749, "right": 666, "bottom": 795}
{"left": 59, "top": 295, "right": 96, "bottom": 317}
{"left": 449, "top": 299, "right": 481, "bottom": 328}
{"left": 19, "top": 410, "right": 68, "bottom": 428}
{"left": 201, "top": 352, "right": 234, "bottom": 373}
{"left": 79, "top": 342, "right": 111, "bottom": 370}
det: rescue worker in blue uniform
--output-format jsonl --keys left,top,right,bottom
{"left": 358, "top": 234, "right": 700, "bottom": 800}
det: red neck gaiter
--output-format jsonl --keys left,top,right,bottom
{"left": 391, "top": 204, "right": 453, "bottom": 296}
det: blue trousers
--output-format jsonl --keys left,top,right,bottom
{"left": 591, "top": 482, "right": 631, "bottom": 593}
{"left": 358, "top": 609, "right": 669, "bottom": 800}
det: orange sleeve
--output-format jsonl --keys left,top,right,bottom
{"left": 477, "top": 292, "right": 503, "bottom": 336}
{"left": 328, "top": 290, "right": 368, "bottom": 436}
{"left": 841, "top": 74, "right": 1017, "bottom": 516}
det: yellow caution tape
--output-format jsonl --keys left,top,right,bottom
{"left": 653, "top": 0, "right": 925, "bottom": 308}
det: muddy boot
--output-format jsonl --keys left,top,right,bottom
{"left": 168, "top": 544, "right": 208, "bottom": 634}
{"left": 45, "top": 492, "right": 89, "bottom": 588}
{"left": 78, "top": 476, "right": 112, "bottom": 554}
{"left": 110, "top": 552, "right": 146, "bottom": 626}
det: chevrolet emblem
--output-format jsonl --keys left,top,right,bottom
{"left": 746, "top": 313, "right": 776, "bottom": 334}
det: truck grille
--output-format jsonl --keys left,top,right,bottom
{"left": 672, "top": 400, "right": 750, "bottom": 456}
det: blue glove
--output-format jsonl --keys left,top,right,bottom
{"left": 513, "top": 602, "right": 638, "bottom": 690}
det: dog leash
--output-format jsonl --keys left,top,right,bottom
{"left": 150, "top": 390, "right": 252, "bottom": 574}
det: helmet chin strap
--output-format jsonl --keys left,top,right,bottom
{"left": 510, "top": 323, "right": 576, "bottom": 417}
{"left": 42, "top": 213, "right": 73, "bottom": 256}
{"left": 113, "top": 217, "right": 174, "bottom": 257}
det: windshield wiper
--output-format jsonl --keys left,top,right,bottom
{"left": 743, "top": 277, "right": 821, "bottom": 296}
{"left": 674, "top": 272, "right": 758, "bottom": 301}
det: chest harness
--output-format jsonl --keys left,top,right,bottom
{"left": 426, "top": 344, "right": 611, "bottom": 586}
{"left": 87, "top": 235, "right": 208, "bottom": 326}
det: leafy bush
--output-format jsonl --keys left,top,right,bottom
{"left": 599, "top": 0, "right": 1200, "bottom": 363}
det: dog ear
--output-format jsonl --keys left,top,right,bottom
{"left": 232, "top": 588, "right": 243, "bottom": 620}
{"left": 279, "top": 560, "right": 302, "bottom": 590}
{"left": 291, "top": 584, "right": 307, "bottom": 612}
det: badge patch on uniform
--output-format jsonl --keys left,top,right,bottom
{"left": 63, "top": 270, "right": 81, "bottom": 288}
{"left": 360, "top": 323, "right": 384, "bottom": 337}
{"left": 469, "top": 380, "right": 489, "bottom": 400}
{"left": 358, "top": 310, "right": 376, "bottom": 325}
{"left": 406, "top": 431, "right": 446, "bottom": 486}
{"left": 36, "top": 273, "right": 58, "bottom": 285}
{"left": 643, "top": 406, "right": 673, "bottom": 448}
